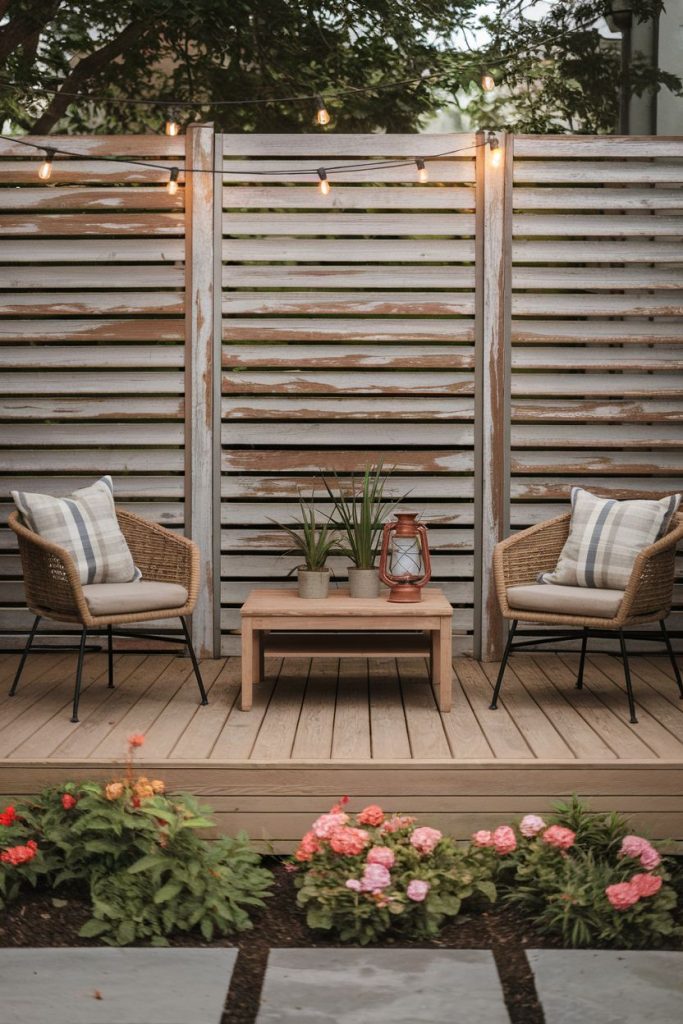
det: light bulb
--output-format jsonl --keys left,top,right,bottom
{"left": 165, "top": 114, "right": 180, "bottom": 136}
{"left": 38, "top": 148, "right": 55, "bottom": 180}
{"left": 315, "top": 95, "right": 330, "bottom": 126}
{"left": 416, "top": 159, "right": 428, "bottom": 183}
{"left": 317, "top": 167, "right": 330, "bottom": 195}
{"left": 491, "top": 147, "right": 502, "bottom": 168}
{"left": 481, "top": 73, "right": 495, "bottom": 93}
{"left": 167, "top": 167, "right": 179, "bottom": 195}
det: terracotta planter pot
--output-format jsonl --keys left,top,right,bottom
{"left": 297, "top": 568, "right": 330, "bottom": 599}
{"left": 348, "top": 567, "right": 380, "bottom": 598}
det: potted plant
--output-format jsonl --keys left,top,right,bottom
{"left": 271, "top": 496, "right": 337, "bottom": 599}
{"left": 324, "top": 463, "right": 403, "bottom": 598}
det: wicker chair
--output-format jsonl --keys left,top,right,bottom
{"left": 8, "top": 509, "right": 208, "bottom": 723}
{"left": 491, "top": 510, "right": 683, "bottom": 723}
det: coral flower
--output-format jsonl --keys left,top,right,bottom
{"left": 492, "top": 825, "right": 517, "bottom": 855}
{"left": 0, "top": 805, "right": 17, "bottom": 827}
{"left": 312, "top": 811, "right": 349, "bottom": 840}
{"left": 151, "top": 780, "right": 165, "bottom": 795}
{"left": 605, "top": 881, "right": 640, "bottom": 910}
{"left": 294, "top": 830, "right": 321, "bottom": 862}
{"left": 382, "top": 815, "right": 416, "bottom": 834}
{"left": 133, "top": 778, "right": 155, "bottom": 800}
{"left": 472, "top": 830, "right": 494, "bottom": 848}
{"left": 519, "top": 814, "right": 546, "bottom": 838}
{"left": 542, "top": 825, "right": 576, "bottom": 850}
{"left": 410, "top": 826, "right": 442, "bottom": 855}
{"left": 61, "top": 794, "right": 77, "bottom": 810}
{"left": 128, "top": 733, "right": 145, "bottom": 748}
{"left": 329, "top": 827, "right": 369, "bottom": 856}
{"left": 366, "top": 846, "right": 395, "bottom": 869}
{"left": 0, "top": 840, "right": 38, "bottom": 866}
{"left": 357, "top": 805, "right": 385, "bottom": 827}
{"left": 104, "top": 782, "right": 124, "bottom": 801}
{"left": 406, "top": 879, "right": 430, "bottom": 902}
{"left": 631, "top": 873, "right": 663, "bottom": 898}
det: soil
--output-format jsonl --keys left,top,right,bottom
{"left": 0, "top": 860, "right": 680, "bottom": 1024}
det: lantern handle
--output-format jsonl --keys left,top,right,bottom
{"left": 378, "top": 520, "right": 395, "bottom": 588}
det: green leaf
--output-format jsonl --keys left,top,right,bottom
{"left": 154, "top": 881, "right": 183, "bottom": 904}
{"left": 79, "top": 918, "right": 111, "bottom": 938}
{"left": 476, "top": 881, "right": 497, "bottom": 903}
{"left": 200, "top": 916, "right": 214, "bottom": 941}
{"left": 116, "top": 920, "right": 137, "bottom": 945}
{"left": 306, "top": 906, "right": 333, "bottom": 930}
{"left": 128, "top": 854, "right": 164, "bottom": 874}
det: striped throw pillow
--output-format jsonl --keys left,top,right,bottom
{"left": 540, "top": 487, "right": 681, "bottom": 591}
{"left": 12, "top": 476, "right": 140, "bottom": 585}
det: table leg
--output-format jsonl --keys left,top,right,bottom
{"left": 438, "top": 618, "right": 452, "bottom": 712}
{"left": 241, "top": 621, "right": 256, "bottom": 711}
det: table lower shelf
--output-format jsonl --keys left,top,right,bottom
{"left": 262, "top": 631, "right": 431, "bottom": 659}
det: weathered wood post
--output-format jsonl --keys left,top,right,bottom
{"left": 475, "top": 130, "right": 512, "bottom": 661}
{"left": 185, "top": 123, "right": 218, "bottom": 657}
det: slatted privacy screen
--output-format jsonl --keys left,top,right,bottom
{"left": 509, "top": 135, "right": 683, "bottom": 638}
{"left": 219, "top": 134, "right": 480, "bottom": 650}
{"left": 0, "top": 135, "right": 186, "bottom": 640}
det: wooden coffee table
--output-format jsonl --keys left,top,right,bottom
{"left": 240, "top": 587, "right": 453, "bottom": 713}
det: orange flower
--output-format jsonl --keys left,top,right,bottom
{"left": 151, "top": 779, "right": 165, "bottom": 795}
{"left": 357, "top": 805, "right": 384, "bottom": 827}
{"left": 133, "top": 777, "right": 155, "bottom": 800}
{"left": 104, "top": 782, "right": 124, "bottom": 801}
{"left": 128, "top": 733, "right": 145, "bottom": 748}
{"left": 1, "top": 840, "right": 37, "bottom": 866}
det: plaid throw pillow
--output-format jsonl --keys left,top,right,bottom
{"left": 540, "top": 487, "right": 681, "bottom": 591}
{"left": 12, "top": 476, "right": 140, "bottom": 585}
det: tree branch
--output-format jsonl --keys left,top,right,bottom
{"left": 31, "top": 20, "right": 149, "bottom": 132}
{"left": 0, "top": 1, "right": 62, "bottom": 64}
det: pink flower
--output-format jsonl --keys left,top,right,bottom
{"left": 312, "top": 811, "right": 349, "bottom": 839}
{"left": 357, "top": 805, "right": 384, "bottom": 827}
{"left": 472, "top": 830, "right": 494, "bottom": 848}
{"left": 61, "top": 794, "right": 77, "bottom": 810}
{"left": 519, "top": 814, "right": 546, "bottom": 838}
{"left": 361, "top": 863, "right": 391, "bottom": 892}
{"left": 606, "top": 882, "right": 640, "bottom": 910}
{"left": 294, "top": 830, "right": 321, "bottom": 862}
{"left": 542, "top": 825, "right": 576, "bottom": 850}
{"left": 406, "top": 879, "right": 430, "bottom": 902}
{"left": 328, "top": 827, "right": 369, "bottom": 856}
{"left": 631, "top": 873, "right": 663, "bottom": 898}
{"left": 492, "top": 825, "right": 517, "bottom": 855}
{"left": 367, "top": 846, "right": 395, "bottom": 869}
{"left": 0, "top": 840, "right": 37, "bottom": 866}
{"left": 382, "top": 815, "right": 415, "bottom": 833}
{"left": 345, "top": 878, "right": 362, "bottom": 892}
{"left": 128, "top": 733, "right": 145, "bottom": 748}
{"left": 619, "top": 835, "right": 661, "bottom": 870}
{"left": 410, "top": 826, "right": 442, "bottom": 855}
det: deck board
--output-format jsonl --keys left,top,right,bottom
{"left": 1, "top": 651, "right": 682, "bottom": 850}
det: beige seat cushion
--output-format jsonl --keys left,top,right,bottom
{"left": 82, "top": 580, "right": 188, "bottom": 617}
{"left": 507, "top": 583, "right": 624, "bottom": 619}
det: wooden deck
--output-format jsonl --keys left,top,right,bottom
{"left": 1, "top": 649, "right": 682, "bottom": 850}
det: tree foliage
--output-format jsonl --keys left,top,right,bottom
{"left": 0, "top": 0, "right": 680, "bottom": 134}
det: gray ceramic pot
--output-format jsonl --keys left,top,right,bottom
{"left": 297, "top": 568, "right": 330, "bottom": 599}
{"left": 348, "top": 567, "right": 380, "bottom": 598}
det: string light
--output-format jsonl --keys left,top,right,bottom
{"left": 415, "top": 158, "right": 428, "bottom": 183}
{"left": 487, "top": 131, "right": 502, "bottom": 167}
{"left": 38, "top": 147, "right": 55, "bottom": 180}
{"left": 317, "top": 167, "right": 330, "bottom": 195}
{"left": 315, "top": 95, "right": 330, "bottom": 126}
{"left": 481, "top": 73, "right": 495, "bottom": 92}
{"left": 165, "top": 110, "right": 180, "bottom": 136}
{"left": 167, "top": 166, "right": 179, "bottom": 194}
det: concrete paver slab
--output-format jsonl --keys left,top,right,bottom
{"left": 257, "top": 947, "right": 510, "bottom": 1024}
{"left": 527, "top": 949, "right": 683, "bottom": 1024}
{"left": 0, "top": 947, "right": 237, "bottom": 1024}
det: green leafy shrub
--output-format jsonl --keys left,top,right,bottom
{"left": 475, "top": 797, "right": 681, "bottom": 948}
{"left": 0, "top": 803, "right": 49, "bottom": 909}
{"left": 292, "top": 799, "right": 496, "bottom": 944}
{"left": 0, "top": 736, "right": 272, "bottom": 944}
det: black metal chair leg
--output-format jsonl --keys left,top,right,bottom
{"left": 619, "top": 629, "right": 638, "bottom": 724}
{"left": 659, "top": 620, "right": 683, "bottom": 699}
{"left": 489, "top": 619, "right": 517, "bottom": 710}
{"left": 576, "top": 627, "right": 588, "bottom": 689}
{"left": 107, "top": 624, "right": 114, "bottom": 688}
{"left": 180, "top": 617, "right": 208, "bottom": 705}
{"left": 71, "top": 628, "right": 88, "bottom": 723}
{"left": 9, "top": 615, "right": 41, "bottom": 696}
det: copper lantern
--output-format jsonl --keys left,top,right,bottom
{"left": 378, "top": 512, "right": 431, "bottom": 602}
